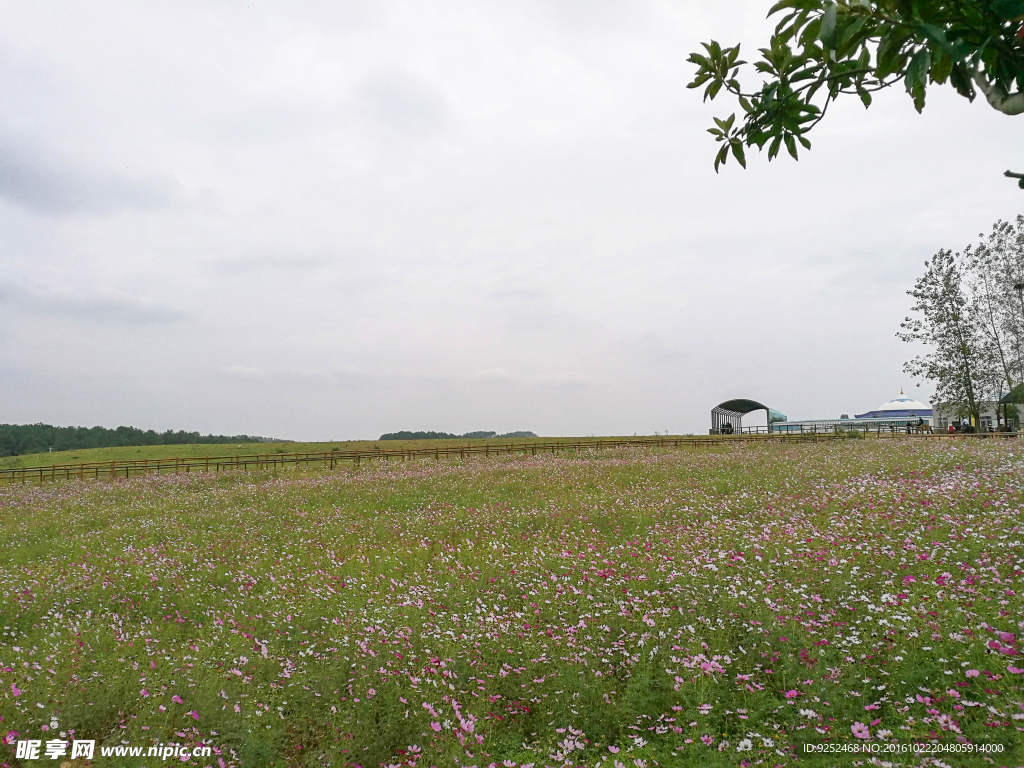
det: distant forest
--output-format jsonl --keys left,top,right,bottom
{"left": 0, "top": 423, "right": 273, "bottom": 458}
{"left": 379, "top": 430, "right": 538, "bottom": 441}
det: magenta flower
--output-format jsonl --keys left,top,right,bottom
{"left": 851, "top": 722, "right": 870, "bottom": 740}
{"left": 10, "top": 683, "right": 20, "bottom": 697}
{"left": 171, "top": 694, "right": 184, "bottom": 704}
{"left": 430, "top": 722, "right": 441, "bottom": 732}
{"left": 191, "top": 710, "right": 200, "bottom": 721}
{"left": 140, "top": 689, "right": 149, "bottom": 697}
{"left": 1008, "top": 666, "right": 1023, "bottom": 674}
{"left": 965, "top": 669, "right": 980, "bottom": 678}
{"left": 3, "top": 731, "right": 18, "bottom": 745}
{"left": 784, "top": 690, "right": 800, "bottom": 698}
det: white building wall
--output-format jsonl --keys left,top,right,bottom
{"left": 933, "top": 402, "right": 1015, "bottom": 431}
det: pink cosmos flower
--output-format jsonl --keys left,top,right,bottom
{"left": 10, "top": 683, "right": 21, "bottom": 697}
{"left": 784, "top": 690, "right": 800, "bottom": 698}
{"left": 431, "top": 722, "right": 442, "bottom": 732}
{"left": 608, "top": 746, "right": 620, "bottom": 753}
{"left": 172, "top": 695, "right": 184, "bottom": 704}
{"left": 1007, "top": 666, "right": 1023, "bottom": 674}
{"left": 141, "top": 689, "right": 149, "bottom": 697}
{"left": 4, "top": 731, "right": 18, "bottom": 746}
{"left": 851, "top": 722, "right": 870, "bottom": 740}
{"left": 965, "top": 669, "right": 980, "bottom": 678}
{"left": 234, "top": 704, "right": 241, "bottom": 713}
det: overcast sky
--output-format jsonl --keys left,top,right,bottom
{"left": 1, "top": 1, "right": 1021, "bottom": 440}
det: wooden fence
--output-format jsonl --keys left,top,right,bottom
{"left": 0, "top": 432, "right": 1013, "bottom": 485}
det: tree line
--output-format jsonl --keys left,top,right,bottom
{"left": 379, "top": 430, "right": 538, "bottom": 441}
{"left": 900, "top": 216, "right": 1024, "bottom": 425}
{"left": 0, "top": 423, "right": 272, "bottom": 458}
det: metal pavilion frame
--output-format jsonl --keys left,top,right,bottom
{"left": 710, "top": 398, "right": 786, "bottom": 435}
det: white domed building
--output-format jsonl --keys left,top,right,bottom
{"left": 854, "top": 392, "right": 932, "bottom": 419}
{"left": 765, "top": 390, "right": 935, "bottom": 433}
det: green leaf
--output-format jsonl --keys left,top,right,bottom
{"left": 876, "top": 32, "right": 909, "bottom": 79}
{"left": 916, "top": 23, "right": 950, "bottom": 50}
{"left": 949, "top": 63, "right": 976, "bottom": 100}
{"left": 714, "top": 145, "right": 729, "bottom": 173}
{"left": 768, "top": 0, "right": 803, "bottom": 16}
{"left": 930, "top": 48, "right": 953, "bottom": 85}
{"left": 801, "top": 17, "right": 823, "bottom": 47}
{"left": 731, "top": 140, "right": 747, "bottom": 168}
{"left": 858, "top": 87, "right": 872, "bottom": 107}
{"left": 906, "top": 48, "right": 931, "bottom": 112}
{"left": 838, "top": 17, "right": 869, "bottom": 54}
{"left": 992, "top": 0, "right": 1024, "bottom": 21}
{"left": 785, "top": 133, "right": 798, "bottom": 159}
{"left": 818, "top": 2, "right": 837, "bottom": 47}
{"left": 768, "top": 135, "right": 782, "bottom": 160}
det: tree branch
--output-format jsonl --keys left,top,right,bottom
{"left": 973, "top": 71, "right": 1024, "bottom": 116}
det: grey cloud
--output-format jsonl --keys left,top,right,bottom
{"left": 0, "top": 283, "right": 185, "bottom": 324}
{"left": 356, "top": 70, "right": 450, "bottom": 136}
{"left": 489, "top": 285, "right": 545, "bottom": 302}
{"left": 0, "top": 136, "right": 179, "bottom": 216}
{"left": 212, "top": 253, "right": 329, "bottom": 275}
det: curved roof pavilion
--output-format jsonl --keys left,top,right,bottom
{"left": 710, "top": 398, "right": 787, "bottom": 434}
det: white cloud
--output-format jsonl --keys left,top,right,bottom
{"left": 0, "top": 0, "right": 1018, "bottom": 438}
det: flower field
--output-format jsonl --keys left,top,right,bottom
{"left": 0, "top": 438, "right": 1021, "bottom": 767}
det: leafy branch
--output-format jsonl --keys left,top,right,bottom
{"left": 688, "top": 0, "right": 1024, "bottom": 171}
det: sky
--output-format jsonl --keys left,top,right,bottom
{"left": 1, "top": 1, "right": 1021, "bottom": 440}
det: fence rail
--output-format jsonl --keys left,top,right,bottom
{"left": 0, "top": 432, "right": 1014, "bottom": 485}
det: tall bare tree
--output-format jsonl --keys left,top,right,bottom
{"left": 899, "top": 248, "right": 1000, "bottom": 425}
{"left": 976, "top": 217, "right": 1024, "bottom": 387}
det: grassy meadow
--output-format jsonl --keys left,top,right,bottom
{"left": 0, "top": 436, "right": 628, "bottom": 471}
{"left": 0, "top": 439, "right": 1021, "bottom": 767}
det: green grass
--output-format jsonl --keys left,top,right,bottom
{"left": 0, "top": 439, "right": 1020, "bottom": 767}
{"left": 0, "top": 435, "right": 653, "bottom": 470}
